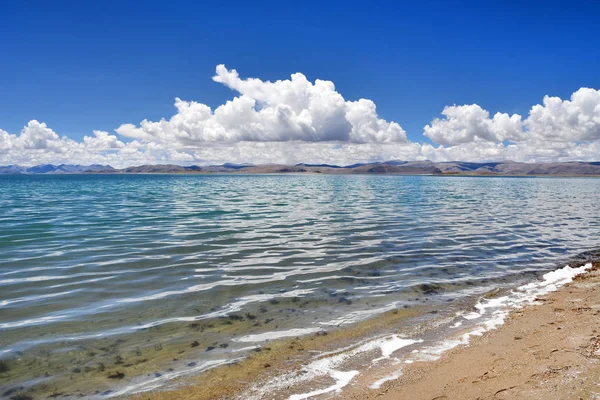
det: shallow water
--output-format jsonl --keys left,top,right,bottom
{"left": 0, "top": 174, "right": 599, "bottom": 397}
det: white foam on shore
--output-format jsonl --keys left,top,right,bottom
{"left": 244, "top": 334, "right": 419, "bottom": 400}
{"left": 459, "top": 262, "right": 593, "bottom": 341}
{"left": 366, "top": 263, "right": 593, "bottom": 388}
{"left": 288, "top": 370, "right": 359, "bottom": 400}
{"left": 370, "top": 369, "right": 404, "bottom": 389}
{"left": 373, "top": 336, "right": 420, "bottom": 363}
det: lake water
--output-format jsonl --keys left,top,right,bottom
{"left": 1, "top": 174, "right": 599, "bottom": 398}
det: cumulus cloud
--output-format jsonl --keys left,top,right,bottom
{"left": 0, "top": 66, "right": 599, "bottom": 167}
{"left": 526, "top": 88, "right": 600, "bottom": 141}
{"left": 424, "top": 87, "right": 600, "bottom": 146}
{"left": 0, "top": 121, "right": 135, "bottom": 166}
{"left": 424, "top": 105, "right": 523, "bottom": 145}
{"left": 116, "top": 65, "right": 407, "bottom": 144}
{"left": 421, "top": 87, "right": 600, "bottom": 162}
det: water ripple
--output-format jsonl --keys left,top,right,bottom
{"left": 0, "top": 174, "right": 599, "bottom": 396}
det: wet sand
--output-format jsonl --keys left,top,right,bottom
{"left": 342, "top": 260, "right": 600, "bottom": 400}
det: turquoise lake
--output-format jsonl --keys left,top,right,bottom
{"left": 0, "top": 174, "right": 599, "bottom": 397}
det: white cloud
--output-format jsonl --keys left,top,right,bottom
{"left": 420, "top": 87, "right": 600, "bottom": 163}
{"left": 424, "top": 87, "right": 600, "bottom": 146}
{"left": 0, "top": 121, "right": 135, "bottom": 166}
{"left": 526, "top": 88, "right": 600, "bottom": 142}
{"left": 424, "top": 105, "right": 523, "bottom": 145}
{"left": 20, "top": 120, "right": 66, "bottom": 150}
{"left": 0, "top": 66, "right": 599, "bottom": 167}
{"left": 0, "top": 129, "right": 17, "bottom": 152}
{"left": 116, "top": 65, "right": 407, "bottom": 144}
{"left": 82, "top": 130, "right": 125, "bottom": 150}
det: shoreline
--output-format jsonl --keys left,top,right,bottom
{"left": 343, "top": 259, "right": 600, "bottom": 399}
{"left": 127, "top": 257, "right": 600, "bottom": 400}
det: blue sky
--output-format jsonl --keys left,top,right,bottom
{"left": 1, "top": 0, "right": 600, "bottom": 166}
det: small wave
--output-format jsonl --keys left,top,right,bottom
{"left": 234, "top": 328, "right": 322, "bottom": 343}
{"left": 0, "top": 289, "right": 81, "bottom": 307}
{"left": 105, "top": 359, "right": 240, "bottom": 398}
{"left": 0, "top": 315, "right": 67, "bottom": 329}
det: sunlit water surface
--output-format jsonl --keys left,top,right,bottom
{"left": 0, "top": 174, "right": 599, "bottom": 397}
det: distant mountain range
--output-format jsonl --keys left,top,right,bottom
{"left": 0, "top": 164, "right": 114, "bottom": 174}
{"left": 2, "top": 161, "right": 600, "bottom": 176}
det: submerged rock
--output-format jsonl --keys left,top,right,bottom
{"left": 107, "top": 371, "right": 125, "bottom": 379}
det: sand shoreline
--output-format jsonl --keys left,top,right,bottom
{"left": 128, "top": 258, "right": 600, "bottom": 400}
{"left": 342, "top": 260, "right": 600, "bottom": 400}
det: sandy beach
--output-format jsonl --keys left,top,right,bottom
{"left": 128, "top": 260, "right": 600, "bottom": 400}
